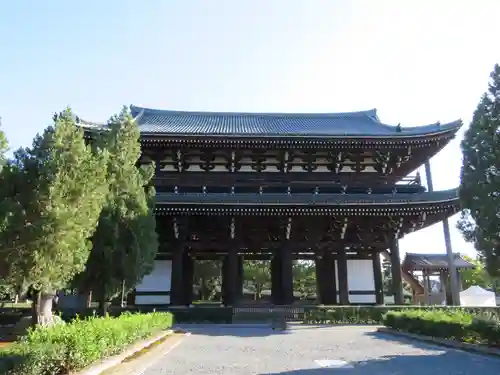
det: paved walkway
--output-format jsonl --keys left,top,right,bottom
{"left": 143, "top": 324, "right": 500, "bottom": 374}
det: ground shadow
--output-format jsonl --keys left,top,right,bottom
{"left": 261, "top": 351, "right": 500, "bottom": 375}
{"left": 363, "top": 329, "right": 484, "bottom": 353}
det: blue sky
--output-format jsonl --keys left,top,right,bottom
{"left": 1, "top": 0, "right": 499, "bottom": 258}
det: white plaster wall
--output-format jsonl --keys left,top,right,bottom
{"left": 334, "top": 259, "right": 376, "bottom": 303}
{"left": 347, "top": 259, "right": 375, "bottom": 304}
{"left": 135, "top": 260, "right": 172, "bottom": 305}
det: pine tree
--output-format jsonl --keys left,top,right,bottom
{"left": 0, "top": 117, "right": 13, "bottom": 299}
{"left": 458, "top": 64, "right": 500, "bottom": 277}
{"left": 0, "top": 109, "right": 109, "bottom": 324}
{"left": 74, "top": 107, "right": 158, "bottom": 313}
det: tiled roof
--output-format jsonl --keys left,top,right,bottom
{"left": 155, "top": 189, "right": 458, "bottom": 205}
{"left": 122, "top": 105, "right": 462, "bottom": 137}
{"left": 402, "top": 253, "right": 475, "bottom": 271}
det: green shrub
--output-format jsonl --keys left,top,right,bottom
{"left": 0, "top": 311, "right": 173, "bottom": 375}
{"left": 382, "top": 309, "right": 500, "bottom": 346}
{"left": 470, "top": 313, "right": 500, "bottom": 346}
{"left": 302, "top": 306, "right": 422, "bottom": 324}
{"left": 56, "top": 306, "right": 233, "bottom": 324}
{"left": 302, "top": 306, "right": 500, "bottom": 325}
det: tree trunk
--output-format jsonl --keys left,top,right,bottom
{"left": 256, "top": 285, "right": 262, "bottom": 300}
{"left": 201, "top": 279, "right": 209, "bottom": 301}
{"left": 32, "top": 292, "right": 55, "bottom": 326}
{"left": 30, "top": 290, "right": 40, "bottom": 327}
{"left": 85, "top": 290, "right": 92, "bottom": 308}
{"left": 97, "top": 289, "right": 111, "bottom": 316}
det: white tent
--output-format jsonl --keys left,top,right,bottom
{"left": 460, "top": 285, "right": 497, "bottom": 306}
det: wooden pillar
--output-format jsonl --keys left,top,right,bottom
{"left": 183, "top": 252, "right": 194, "bottom": 306}
{"left": 222, "top": 248, "right": 238, "bottom": 306}
{"left": 390, "top": 237, "right": 404, "bottom": 305}
{"left": 271, "top": 251, "right": 282, "bottom": 304}
{"left": 337, "top": 249, "right": 349, "bottom": 305}
{"left": 443, "top": 217, "right": 461, "bottom": 304}
{"left": 372, "top": 251, "right": 384, "bottom": 305}
{"left": 280, "top": 247, "right": 294, "bottom": 305}
{"left": 315, "top": 255, "right": 325, "bottom": 304}
{"left": 170, "top": 244, "right": 184, "bottom": 305}
{"left": 236, "top": 255, "right": 244, "bottom": 301}
{"left": 321, "top": 251, "right": 337, "bottom": 305}
{"left": 425, "top": 160, "right": 460, "bottom": 305}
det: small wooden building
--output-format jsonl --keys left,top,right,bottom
{"left": 402, "top": 253, "right": 475, "bottom": 305}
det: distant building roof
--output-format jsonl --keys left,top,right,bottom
{"left": 402, "top": 253, "right": 475, "bottom": 271}
{"left": 125, "top": 105, "right": 461, "bottom": 137}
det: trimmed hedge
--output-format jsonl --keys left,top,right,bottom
{"left": 0, "top": 311, "right": 173, "bottom": 375}
{"left": 2, "top": 304, "right": 500, "bottom": 327}
{"left": 383, "top": 309, "right": 500, "bottom": 347}
{"left": 301, "top": 306, "right": 500, "bottom": 325}
{"left": 50, "top": 306, "right": 233, "bottom": 324}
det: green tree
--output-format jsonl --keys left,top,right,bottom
{"left": 193, "top": 260, "right": 221, "bottom": 301}
{"left": 292, "top": 261, "right": 316, "bottom": 299}
{"left": 244, "top": 260, "right": 270, "bottom": 300}
{"left": 458, "top": 64, "right": 500, "bottom": 277}
{"left": 0, "top": 117, "right": 14, "bottom": 301}
{"left": 0, "top": 109, "right": 109, "bottom": 325}
{"left": 382, "top": 258, "right": 393, "bottom": 294}
{"left": 0, "top": 117, "right": 8, "bottom": 168}
{"left": 460, "top": 255, "right": 493, "bottom": 289}
{"left": 74, "top": 107, "right": 158, "bottom": 314}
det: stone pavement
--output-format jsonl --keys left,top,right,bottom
{"left": 141, "top": 324, "right": 500, "bottom": 374}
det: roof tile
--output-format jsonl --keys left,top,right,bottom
{"left": 129, "top": 106, "right": 461, "bottom": 137}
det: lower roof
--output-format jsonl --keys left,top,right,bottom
{"left": 155, "top": 189, "right": 458, "bottom": 206}
{"left": 402, "top": 253, "right": 475, "bottom": 271}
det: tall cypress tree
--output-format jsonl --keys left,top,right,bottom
{"left": 75, "top": 107, "right": 158, "bottom": 313}
{"left": 0, "top": 109, "right": 109, "bottom": 324}
{"left": 0, "top": 117, "right": 14, "bottom": 300}
{"left": 458, "top": 64, "right": 500, "bottom": 277}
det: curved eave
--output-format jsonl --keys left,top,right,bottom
{"left": 138, "top": 122, "right": 462, "bottom": 140}
{"left": 154, "top": 189, "right": 459, "bottom": 211}
{"left": 131, "top": 105, "right": 462, "bottom": 140}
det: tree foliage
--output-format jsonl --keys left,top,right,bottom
{"left": 193, "top": 260, "right": 221, "bottom": 301}
{"left": 460, "top": 255, "right": 494, "bottom": 289}
{"left": 382, "top": 258, "right": 393, "bottom": 294}
{"left": 292, "top": 261, "right": 316, "bottom": 299}
{"left": 0, "top": 109, "right": 109, "bottom": 323}
{"left": 0, "top": 116, "right": 11, "bottom": 297}
{"left": 458, "top": 64, "right": 500, "bottom": 277}
{"left": 243, "top": 260, "right": 270, "bottom": 299}
{"left": 73, "top": 107, "right": 158, "bottom": 310}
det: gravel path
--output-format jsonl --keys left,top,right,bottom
{"left": 143, "top": 324, "right": 500, "bottom": 374}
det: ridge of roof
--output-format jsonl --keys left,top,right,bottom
{"left": 129, "top": 105, "right": 462, "bottom": 137}
{"left": 130, "top": 105, "right": 380, "bottom": 119}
